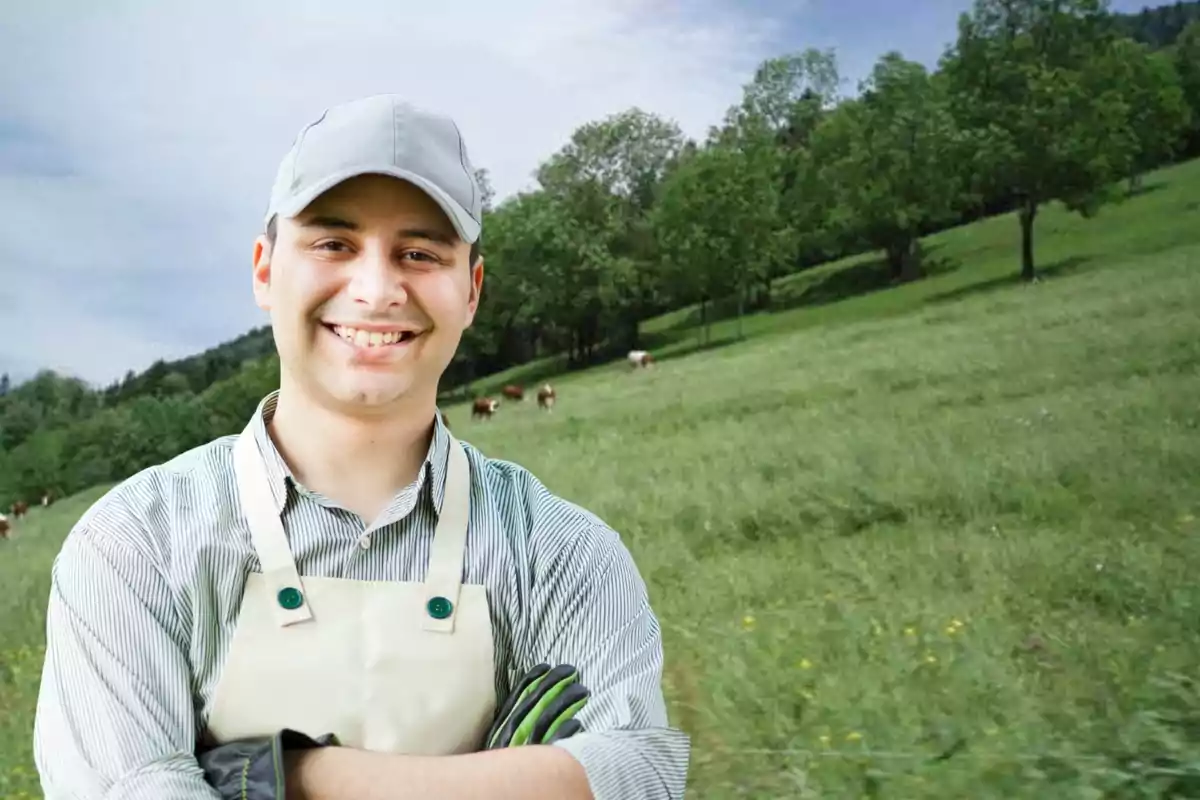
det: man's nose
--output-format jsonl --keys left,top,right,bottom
{"left": 349, "top": 248, "right": 408, "bottom": 309}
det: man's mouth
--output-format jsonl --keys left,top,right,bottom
{"left": 324, "top": 323, "right": 422, "bottom": 348}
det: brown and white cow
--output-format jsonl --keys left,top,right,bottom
{"left": 472, "top": 397, "right": 499, "bottom": 420}
{"left": 0, "top": 513, "right": 9, "bottom": 540}
{"left": 536, "top": 383, "right": 557, "bottom": 411}
{"left": 501, "top": 384, "right": 525, "bottom": 401}
{"left": 41, "top": 490, "right": 55, "bottom": 507}
{"left": 10, "top": 501, "right": 27, "bottom": 520}
{"left": 627, "top": 350, "right": 655, "bottom": 369}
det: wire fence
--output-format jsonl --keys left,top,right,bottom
{"left": 692, "top": 746, "right": 1111, "bottom": 763}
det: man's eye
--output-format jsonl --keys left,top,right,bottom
{"left": 402, "top": 250, "right": 437, "bottom": 262}
{"left": 316, "top": 241, "right": 350, "bottom": 251}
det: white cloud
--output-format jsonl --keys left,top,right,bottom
{"left": 0, "top": 0, "right": 791, "bottom": 387}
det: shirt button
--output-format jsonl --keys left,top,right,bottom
{"left": 427, "top": 595, "right": 453, "bottom": 619}
{"left": 358, "top": 534, "right": 372, "bottom": 550}
{"left": 277, "top": 587, "right": 304, "bottom": 610}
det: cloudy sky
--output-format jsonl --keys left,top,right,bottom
{"left": 0, "top": 0, "right": 1152, "bottom": 388}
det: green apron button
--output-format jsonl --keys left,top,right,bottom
{"left": 277, "top": 587, "right": 303, "bottom": 610}
{"left": 427, "top": 596, "right": 453, "bottom": 619}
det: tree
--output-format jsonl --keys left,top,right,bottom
{"left": 941, "top": 0, "right": 1140, "bottom": 281}
{"left": 454, "top": 192, "right": 562, "bottom": 377}
{"left": 1104, "top": 37, "right": 1192, "bottom": 192}
{"left": 713, "top": 48, "right": 842, "bottom": 148}
{"left": 652, "top": 136, "right": 789, "bottom": 344}
{"left": 535, "top": 108, "right": 687, "bottom": 355}
{"left": 709, "top": 48, "right": 842, "bottom": 302}
{"left": 814, "top": 53, "right": 969, "bottom": 282}
{"left": 1171, "top": 20, "right": 1200, "bottom": 153}
{"left": 159, "top": 371, "right": 194, "bottom": 397}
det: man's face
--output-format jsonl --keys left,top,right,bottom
{"left": 252, "top": 174, "right": 484, "bottom": 416}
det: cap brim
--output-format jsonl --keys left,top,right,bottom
{"left": 269, "top": 166, "right": 480, "bottom": 244}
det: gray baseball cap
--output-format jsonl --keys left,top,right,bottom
{"left": 265, "top": 94, "right": 482, "bottom": 244}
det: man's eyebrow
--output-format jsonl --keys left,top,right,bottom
{"left": 299, "top": 215, "right": 358, "bottom": 231}
{"left": 298, "top": 217, "right": 456, "bottom": 246}
{"left": 397, "top": 228, "right": 457, "bottom": 247}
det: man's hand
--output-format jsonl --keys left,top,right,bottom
{"left": 485, "top": 663, "right": 590, "bottom": 749}
{"left": 196, "top": 729, "right": 337, "bottom": 800}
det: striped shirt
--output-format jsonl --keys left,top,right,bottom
{"left": 32, "top": 391, "right": 690, "bottom": 800}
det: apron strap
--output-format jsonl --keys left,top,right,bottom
{"left": 233, "top": 418, "right": 473, "bottom": 634}
{"left": 233, "top": 423, "right": 314, "bottom": 628}
{"left": 421, "top": 433, "right": 471, "bottom": 634}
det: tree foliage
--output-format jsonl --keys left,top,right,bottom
{"left": 941, "top": 0, "right": 1192, "bottom": 279}
{"left": 815, "top": 54, "right": 968, "bottom": 282}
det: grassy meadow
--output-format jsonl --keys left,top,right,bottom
{"left": 2, "top": 159, "right": 1199, "bottom": 798}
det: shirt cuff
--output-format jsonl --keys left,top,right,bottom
{"left": 551, "top": 727, "right": 691, "bottom": 800}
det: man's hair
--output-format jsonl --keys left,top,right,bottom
{"left": 264, "top": 216, "right": 481, "bottom": 265}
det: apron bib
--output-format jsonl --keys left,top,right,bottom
{"left": 202, "top": 420, "right": 497, "bottom": 755}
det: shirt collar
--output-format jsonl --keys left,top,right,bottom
{"left": 247, "top": 390, "right": 451, "bottom": 520}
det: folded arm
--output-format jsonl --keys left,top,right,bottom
{"left": 525, "top": 520, "right": 692, "bottom": 800}
{"left": 287, "top": 520, "right": 690, "bottom": 800}
{"left": 33, "top": 520, "right": 219, "bottom": 800}
{"left": 285, "top": 741, "right": 590, "bottom": 800}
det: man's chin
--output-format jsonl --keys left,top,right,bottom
{"left": 312, "top": 370, "right": 422, "bottom": 412}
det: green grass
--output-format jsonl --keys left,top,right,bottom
{"left": 3, "top": 159, "right": 1200, "bottom": 798}
{"left": 0, "top": 485, "right": 111, "bottom": 800}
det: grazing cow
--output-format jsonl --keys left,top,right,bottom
{"left": 11, "top": 501, "right": 27, "bottom": 520}
{"left": 627, "top": 350, "right": 655, "bottom": 369}
{"left": 536, "top": 383, "right": 557, "bottom": 411}
{"left": 472, "top": 397, "right": 499, "bottom": 420}
{"left": 41, "top": 490, "right": 55, "bottom": 507}
{"left": 501, "top": 384, "right": 524, "bottom": 401}
{"left": 0, "top": 513, "right": 8, "bottom": 540}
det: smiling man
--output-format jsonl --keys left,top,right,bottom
{"left": 32, "top": 95, "right": 690, "bottom": 800}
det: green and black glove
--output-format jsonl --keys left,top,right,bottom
{"left": 197, "top": 728, "right": 338, "bottom": 800}
{"left": 484, "top": 663, "right": 590, "bottom": 749}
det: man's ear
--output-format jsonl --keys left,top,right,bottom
{"left": 463, "top": 256, "right": 485, "bottom": 328}
{"left": 252, "top": 235, "right": 272, "bottom": 311}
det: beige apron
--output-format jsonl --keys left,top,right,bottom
{"left": 202, "top": 420, "right": 497, "bottom": 755}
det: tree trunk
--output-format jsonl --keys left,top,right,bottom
{"left": 886, "top": 243, "right": 904, "bottom": 283}
{"left": 625, "top": 316, "right": 640, "bottom": 353}
{"left": 699, "top": 297, "right": 710, "bottom": 345}
{"left": 1019, "top": 200, "right": 1038, "bottom": 282}
{"left": 736, "top": 285, "right": 745, "bottom": 340}
{"left": 885, "top": 238, "right": 923, "bottom": 283}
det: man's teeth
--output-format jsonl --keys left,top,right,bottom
{"left": 331, "top": 325, "right": 413, "bottom": 347}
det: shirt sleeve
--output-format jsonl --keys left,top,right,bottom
{"left": 523, "top": 517, "right": 691, "bottom": 800}
{"left": 33, "top": 514, "right": 221, "bottom": 800}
